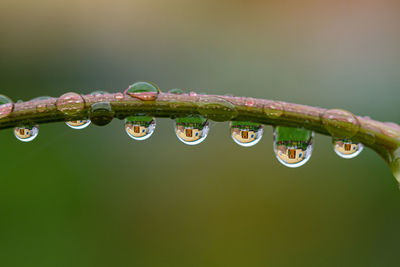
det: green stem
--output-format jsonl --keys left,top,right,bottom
{"left": 1, "top": 91, "right": 399, "bottom": 182}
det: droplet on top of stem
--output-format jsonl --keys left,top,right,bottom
{"left": 230, "top": 121, "right": 263, "bottom": 147}
{"left": 175, "top": 116, "right": 209, "bottom": 145}
{"left": 90, "top": 91, "right": 108, "bottom": 102}
{"left": 114, "top": 92, "right": 124, "bottom": 101}
{"left": 91, "top": 91, "right": 108, "bottom": 96}
{"left": 124, "top": 81, "right": 160, "bottom": 101}
{"left": 125, "top": 116, "right": 156, "bottom": 141}
{"left": 273, "top": 126, "right": 314, "bottom": 168}
{"left": 168, "top": 88, "right": 184, "bottom": 94}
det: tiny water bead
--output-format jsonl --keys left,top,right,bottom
{"left": 333, "top": 138, "right": 363, "bottom": 159}
{"left": 90, "top": 91, "right": 108, "bottom": 101}
{"left": 124, "top": 81, "right": 160, "bottom": 101}
{"left": 273, "top": 126, "right": 314, "bottom": 168}
{"left": 125, "top": 116, "right": 156, "bottom": 140}
{"left": 91, "top": 91, "right": 108, "bottom": 95}
{"left": 175, "top": 116, "right": 209, "bottom": 145}
{"left": 33, "top": 96, "right": 52, "bottom": 100}
{"left": 14, "top": 125, "right": 39, "bottom": 142}
{"left": 0, "top": 94, "right": 14, "bottom": 119}
{"left": 230, "top": 121, "right": 263, "bottom": 147}
{"left": 114, "top": 92, "right": 124, "bottom": 101}
{"left": 168, "top": 88, "right": 184, "bottom": 94}
{"left": 66, "top": 119, "right": 91, "bottom": 130}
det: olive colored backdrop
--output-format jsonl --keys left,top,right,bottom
{"left": 1, "top": 0, "right": 400, "bottom": 266}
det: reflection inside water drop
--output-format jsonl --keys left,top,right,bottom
{"left": 230, "top": 121, "right": 263, "bottom": 147}
{"left": 125, "top": 116, "right": 156, "bottom": 140}
{"left": 273, "top": 126, "right": 314, "bottom": 168}
{"left": 66, "top": 119, "right": 91, "bottom": 130}
{"left": 175, "top": 116, "right": 209, "bottom": 145}
{"left": 333, "top": 138, "right": 363, "bottom": 159}
{"left": 14, "top": 125, "right": 39, "bottom": 142}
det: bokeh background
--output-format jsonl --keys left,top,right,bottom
{"left": 1, "top": 0, "right": 400, "bottom": 266}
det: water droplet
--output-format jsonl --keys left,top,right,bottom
{"left": 321, "top": 109, "right": 360, "bottom": 139}
{"left": 14, "top": 125, "right": 39, "bottom": 142}
{"left": 189, "top": 92, "right": 197, "bottom": 97}
{"left": 91, "top": 91, "right": 108, "bottom": 95}
{"left": 197, "top": 96, "right": 237, "bottom": 122}
{"left": 0, "top": 94, "right": 14, "bottom": 119}
{"left": 390, "top": 148, "right": 400, "bottom": 185}
{"left": 90, "top": 102, "right": 114, "bottom": 126}
{"left": 125, "top": 116, "right": 156, "bottom": 140}
{"left": 34, "top": 96, "right": 54, "bottom": 113}
{"left": 33, "top": 96, "right": 52, "bottom": 100}
{"left": 66, "top": 119, "right": 91, "bottom": 130}
{"left": 168, "top": 88, "right": 184, "bottom": 94}
{"left": 124, "top": 81, "right": 160, "bottom": 101}
{"left": 175, "top": 116, "right": 209, "bottom": 145}
{"left": 332, "top": 138, "right": 363, "bottom": 159}
{"left": 114, "top": 92, "right": 124, "bottom": 101}
{"left": 273, "top": 126, "right": 314, "bottom": 168}
{"left": 90, "top": 91, "right": 108, "bottom": 101}
{"left": 230, "top": 121, "right": 263, "bottom": 147}
{"left": 56, "top": 92, "right": 86, "bottom": 116}
{"left": 0, "top": 95, "right": 13, "bottom": 104}
{"left": 263, "top": 101, "right": 284, "bottom": 118}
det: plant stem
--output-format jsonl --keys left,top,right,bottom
{"left": 1, "top": 91, "right": 399, "bottom": 182}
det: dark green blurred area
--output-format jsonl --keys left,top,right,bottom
{"left": 1, "top": 0, "right": 400, "bottom": 266}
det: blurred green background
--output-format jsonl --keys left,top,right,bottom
{"left": 1, "top": 0, "right": 400, "bottom": 266}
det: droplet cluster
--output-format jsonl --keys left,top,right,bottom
{"left": 4, "top": 86, "right": 367, "bottom": 167}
